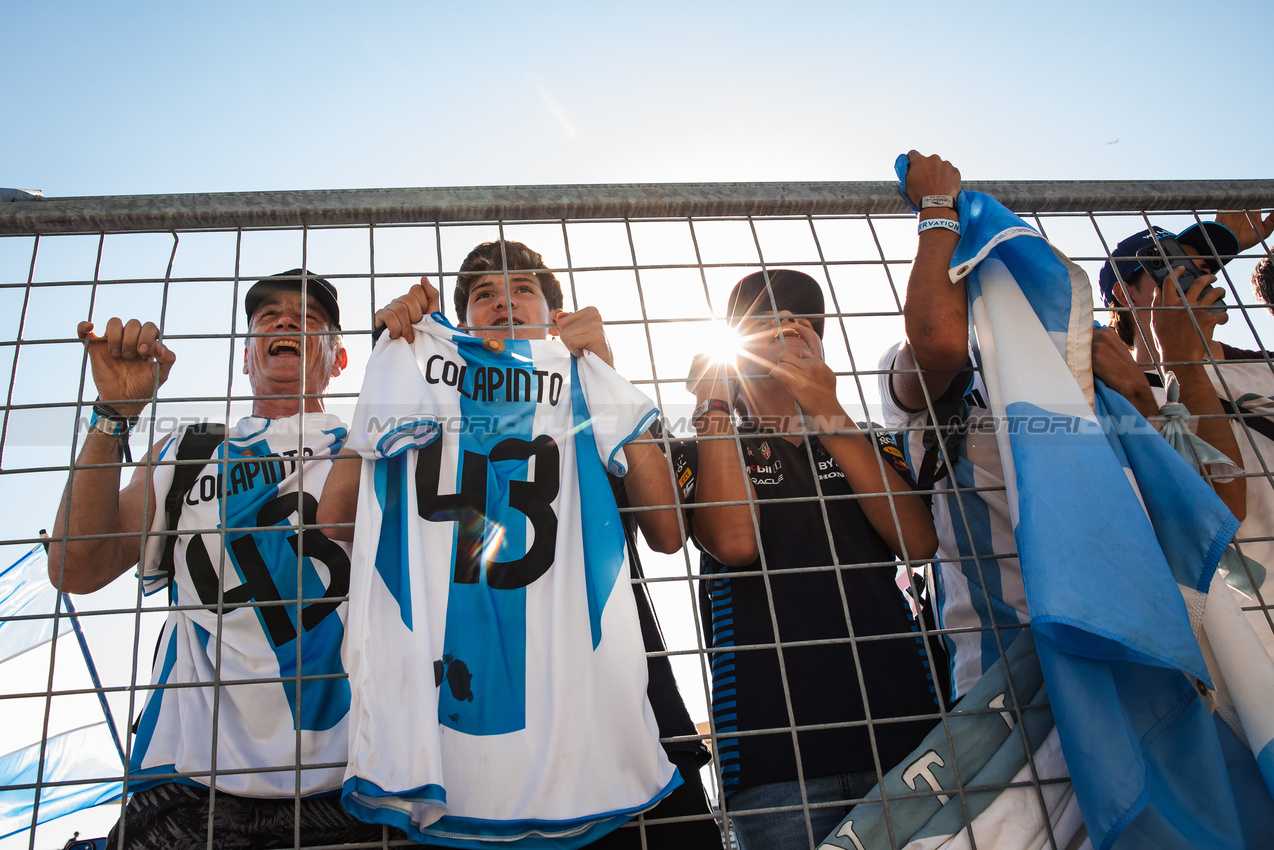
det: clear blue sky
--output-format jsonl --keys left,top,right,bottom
{"left": 5, "top": 1, "right": 1272, "bottom": 196}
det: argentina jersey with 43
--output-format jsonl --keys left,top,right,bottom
{"left": 134, "top": 413, "right": 354, "bottom": 797}
{"left": 341, "top": 313, "right": 679, "bottom": 849}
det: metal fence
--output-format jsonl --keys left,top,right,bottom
{"left": 1, "top": 180, "right": 1271, "bottom": 850}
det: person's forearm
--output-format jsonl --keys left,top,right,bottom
{"left": 818, "top": 430, "right": 938, "bottom": 561}
{"left": 317, "top": 450, "right": 363, "bottom": 541}
{"left": 1169, "top": 363, "right": 1246, "bottom": 520}
{"left": 895, "top": 153, "right": 969, "bottom": 409}
{"left": 690, "top": 411, "right": 759, "bottom": 566}
{"left": 905, "top": 226, "right": 969, "bottom": 371}
{"left": 621, "top": 435, "right": 685, "bottom": 554}
{"left": 891, "top": 224, "right": 969, "bottom": 412}
{"left": 48, "top": 431, "right": 137, "bottom": 592}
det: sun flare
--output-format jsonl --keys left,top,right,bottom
{"left": 703, "top": 321, "right": 743, "bottom": 364}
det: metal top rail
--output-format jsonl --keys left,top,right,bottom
{"left": 2, "top": 180, "right": 1272, "bottom": 236}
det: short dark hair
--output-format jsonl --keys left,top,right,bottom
{"left": 1253, "top": 256, "right": 1274, "bottom": 316}
{"left": 1106, "top": 264, "right": 1145, "bottom": 349}
{"left": 453, "top": 241, "right": 563, "bottom": 322}
{"left": 1110, "top": 306, "right": 1137, "bottom": 348}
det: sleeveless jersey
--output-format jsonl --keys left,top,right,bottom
{"left": 341, "top": 314, "right": 679, "bottom": 849}
{"left": 878, "top": 342, "right": 1027, "bottom": 702}
{"left": 135, "top": 413, "right": 352, "bottom": 797}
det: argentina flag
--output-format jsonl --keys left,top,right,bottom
{"left": 0, "top": 545, "right": 125, "bottom": 840}
{"left": 886, "top": 155, "right": 1274, "bottom": 849}
{"left": 0, "top": 544, "right": 74, "bottom": 665}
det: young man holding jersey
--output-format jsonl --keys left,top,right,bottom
{"left": 321, "top": 240, "right": 720, "bottom": 848}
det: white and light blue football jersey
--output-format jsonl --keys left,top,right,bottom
{"left": 879, "top": 342, "right": 1028, "bottom": 702}
{"left": 341, "top": 313, "right": 679, "bottom": 849}
{"left": 135, "top": 413, "right": 352, "bottom": 797}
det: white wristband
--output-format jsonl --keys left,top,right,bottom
{"left": 918, "top": 217, "right": 961, "bottom": 236}
{"left": 921, "top": 195, "right": 955, "bottom": 209}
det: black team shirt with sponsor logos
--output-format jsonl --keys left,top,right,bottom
{"left": 670, "top": 430, "right": 941, "bottom": 794}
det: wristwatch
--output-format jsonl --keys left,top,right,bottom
{"left": 692, "top": 398, "right": 731, "bottom": 423}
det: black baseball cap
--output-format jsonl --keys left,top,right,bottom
{"left": 726, "top": 270, "right": 825, "bottom": 338}
{"left": 244, "top": 268, "right": 341, "bottom": 329}
{"left": 1097, "top": 222, "right": 1239, "bottom": 307}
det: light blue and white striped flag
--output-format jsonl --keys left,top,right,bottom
{"left": 0, "top": 544, "right": 73, "bottom": 665}
{"left": 889, "top": 155, "right": 1274, "bottom": 849}
{"left": 0, "top": 545, "right": 125, "bottom": 840}
{"left": 0, "top": 723, "right": 123, "bottom": 840}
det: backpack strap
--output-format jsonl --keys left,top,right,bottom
{"left": 1149, "top": 369, "right": 1274, "bottom": 442}
{"left": 158, "top": 423, "right": 226, "bottom": 583}
{"left": 133, "top": 423, "right": 225, "bottom": 736}
{"left": 1220, "top": 397, "right": 1274, "bottom": 444}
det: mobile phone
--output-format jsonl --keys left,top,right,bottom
{"left": 1135, "top": 236, "right": 1225, "bottom": 314}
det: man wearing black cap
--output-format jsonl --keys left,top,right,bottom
{"left": 48, "top": 270, "right": 402, "bottom": 848}
{"left": 670, "top": 269, "right": 942, "bottom": 849}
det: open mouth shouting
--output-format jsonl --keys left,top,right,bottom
{"left": 268, "top": 338, "right": 302, "bottom": 356}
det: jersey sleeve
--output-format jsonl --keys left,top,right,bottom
{"left": 878, "top": 341, "right": 926, "bottom": 426}
{"left": 877, "top": 340, "right": 975, "bottom": 490}
{"left": 138, "top": 432, "right": 181, "bottom": 595}
{"left": 870, "top": 428, "right": 918, "bottom": 490}
{"left": 345, "top": 329, "right": 442, "bottom": 459}
{"left": 668, "top": 438, "right": 699, "bottom": 505}
{"left": 666, "top": 438, "right": 707, "bottom": 551}
{"left": 574, "top": 350, "right": 659, "bottom": 476}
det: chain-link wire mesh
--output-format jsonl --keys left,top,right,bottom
{"left": 1, "top": 182, "right": 1271, "bottom": 850}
